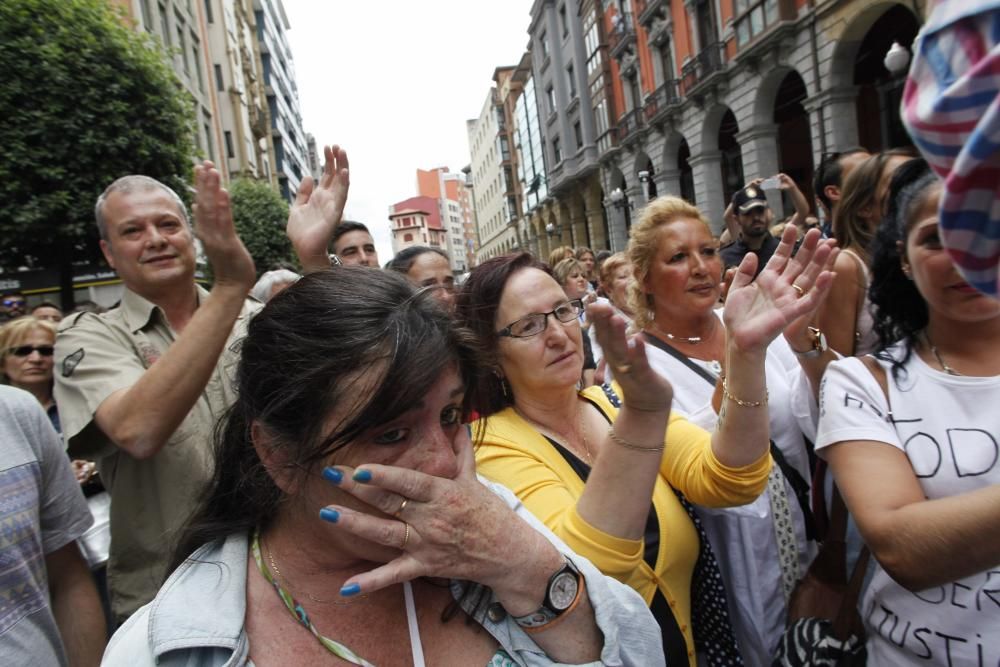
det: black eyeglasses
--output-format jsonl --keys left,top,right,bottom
{"left": 2, "top": 298, "right": 25, "bottom": 307}
{"left": 7, "top": 345, "right": 54, "bottom": 357}
{"left": 496, "top": 299, "right": 583, "bottom": 338}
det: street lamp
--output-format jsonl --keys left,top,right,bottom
{"left": 883, "top": 41, "right": 911, "bottom": 78}
{"left": 608, "top": 187, "right": 633, "bottom": 211}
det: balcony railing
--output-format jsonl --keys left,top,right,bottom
{"left": 615, "top": 108, "right": 645, "bottom": 144}
{"left": 608, "top": 17, "right": 636, "bottom": 59}
{"left": 680, "top": 42, "right": 726, "bottom": 96}
{"left": 643, "top": 80, "right": 681, "bottom": 123}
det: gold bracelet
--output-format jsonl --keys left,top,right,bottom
{"left": 721, "top": 378, "right": 768, "bottom": 408}
{"left": 606, "top": 426, "right": 665, "bottom": 452}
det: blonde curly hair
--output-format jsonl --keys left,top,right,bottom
{"left": 626, "top": 196, "right": 712, "bottom": 329}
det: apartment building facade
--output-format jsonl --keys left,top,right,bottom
{"left": 203, "top": 0, "right": 274, "bottom": 183}
{"left": 472, "top": 0, "right": 924, "bottom": 257}
{"left": 125, "top": 0, "right": 226, "bottom": 170}
{"left": 596, "top": 0, "right": 925, "bottom": 244}
{"left": 253, "top": 0, "right": 309, "bottom": 202}
{"left": 467, "top": 77, "right": 520, "bottom": 263}
{"left": 416, "top": 167, "right": 475, "bottom": 273}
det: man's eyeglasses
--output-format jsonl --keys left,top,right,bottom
{"left": 7, "top": 345, "right": 54, "bottom": 357}
{"left": 497, "top": 299, "right": 583, "bottom": 338}
{"left": 2, "top": 298, "right": 25, "bottom": 307}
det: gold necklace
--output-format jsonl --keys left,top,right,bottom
{"left": 265, "top": 538, "right": 370, "bottom": 606}
{"left": 925, "top": 332, "right": 961, "bottom": 376}
{"left": 516, "top": 404, "right": 593, "bottom": 465}
{"left": 649, "top": 316, "right": 718, "bottom": 346}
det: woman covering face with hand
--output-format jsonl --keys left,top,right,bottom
{"left": 102, "top": 268, "right": 663, "bottom": 667}
{"left": 460, "top": 231, "right": 834, "bottom": 666}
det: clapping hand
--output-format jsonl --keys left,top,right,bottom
{"left": 287, "top": 144, "right": 350, "bottom": 273}
{"left": 192, "top": 161, "right": 255, "bottom": 290}
{"left": 588, "top": 300, "right": 672, "bottom": 413}
{"left": 723, "top": 225, "right": 837, "bottom": 352}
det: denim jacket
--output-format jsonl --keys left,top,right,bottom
{"left": 102, "top": 479, "right": 665, "bottom": 666}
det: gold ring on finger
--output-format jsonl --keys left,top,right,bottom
{"left": 792, "top": 283, "right": 805, "bottom": 297}
{"left": 392, "top": 498, "right": 409, "bottom": 518}
{"left": 614, "top": 363, "right": 632, "bottom": 375}
{"left": 400, "top": 523, "right": 410, "bottom": 550}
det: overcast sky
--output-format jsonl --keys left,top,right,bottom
{"left": 282, "top": 1, "right": 536, "bottom": 263}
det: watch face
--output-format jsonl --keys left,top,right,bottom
{"left": 549, "top": 571, "right": 579, "bottom": 610}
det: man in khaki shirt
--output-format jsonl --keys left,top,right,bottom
{"left": 54, "top": 148, "right": 350, "bottom": 623}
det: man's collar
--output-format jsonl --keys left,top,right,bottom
{"left": 120, "top": 284, "right": 208, "bottom": 333}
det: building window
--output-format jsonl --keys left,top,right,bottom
{"left": 139, "top": 0, "right": 152, "bottom": 30}
{"left": 660, "top": 41, "right": 676, "bottom": 82}
{"left": 203, "top": 0, "right": 213, "bottom": 23}
{"left": 540, "top": 32, "right": 549, "bottom": 59}
{"left": 176, "top": 21, "right": 188, "bottom": 74}
{"left": 553, "top": 137, "right": 562, "bottom": 163}
{"left": 734, "top": 0, "right": 780, "bottom": 47}
{"left": 192, "top": 38, "right": 204, "bottom": 92}
{"left": 203, "top": 111, "right": 214, "bottom": 161}
{"left": 574, "top": 121, "right": 583, "bottom": 149}
{"left": 224, "top": 131, "right": 235, "bottom": 158}
{"left": 567, "top": 63, "right": 576, "bottom": 98}
{"left": 158, "top": 3, "right": 170, "bottom": 45}
{"left": 214, "top": 64, "right": 224, "bottom": 91}
{"left": 584, "top": 18, "right": 600, "bottom": 76}
{"left": 559, "top": 4, "right": 568, "bottom": 38}
{"left": 546, "top": 86, "right": 556, "bottom": 115}
{"left": 404, "top": 233, "right": 413, "bottom": 242}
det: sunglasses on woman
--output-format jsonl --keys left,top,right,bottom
{"left": 7, "top": 345, "right": 55, "bottom": 357}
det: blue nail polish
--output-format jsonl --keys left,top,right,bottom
{"left": 322, "top": 467, "right": 343, "bottom": 484}
{"left": 340, "top": 583, "right": 362, "bottom": 597}
{"left": 319, "top": 508, "right": 340, "bottom": 523}
{"left": 353, "top": 469, "right": 372, "bottom": 483}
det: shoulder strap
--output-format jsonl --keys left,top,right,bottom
{"left": 641, "top": 332, "right": 718, "bottom": 386}
{"left": 844, "top": 250, "right": 869, "bottom": 355}
{"left": 769, "top": 442, "right": 818, "bottom": 541}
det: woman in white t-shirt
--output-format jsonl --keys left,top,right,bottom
{"left": 816, "top": 161, "right": 1000, "bottom": 666}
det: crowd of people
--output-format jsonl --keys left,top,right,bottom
{"left": 2, "top": 6, "right": 999, "bottom": 665}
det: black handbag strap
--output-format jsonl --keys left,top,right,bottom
{"left": 643, "top": 330, "right": 817, "bottom": 540}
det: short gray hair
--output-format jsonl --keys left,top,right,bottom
{"left": 251, "top": 269, "right": 300, "bottom": 302}
{"left": 95, "top": 175, "right": 189, "bottom": 241}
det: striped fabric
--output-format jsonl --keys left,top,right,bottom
{"left": 902, "top": 1, "right": 1000, "bottom": 297}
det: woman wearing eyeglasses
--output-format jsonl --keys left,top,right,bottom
{"left": 457, "top": 245, "right": 834, "bottom": 666}
{"left": 0, "top": 316, "right": 114, "bottom": 634}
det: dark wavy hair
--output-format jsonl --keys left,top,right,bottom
{"left": 170, "top": 267, "right": 478, "bottom": 573}
{"left": 454, "top": 252, "right": 550, "bottom": 417}
{"left": 869, "top": 159, "right": 941, "bottom": 381}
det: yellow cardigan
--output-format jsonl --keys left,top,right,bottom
{"left": 473, "top": 385, "right": 771, "bottom": 664}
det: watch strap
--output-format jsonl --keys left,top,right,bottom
{"left": 512, "top": 558, "right": 582, "bottom": 631}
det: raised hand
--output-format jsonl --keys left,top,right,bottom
{"left": 192, "top": 161, "right": 255, "bottom": 290}
{"left": 286, "top": 145, "right": 350, "bottom": 273}
{"left": 723, "top": 225, "right": 836, "bottom": 352}
{"left": 588, "top": 300, "right": 672, "bottom": 413}
{"left": 316, "top": 427, "right": 562, "bottom": 607}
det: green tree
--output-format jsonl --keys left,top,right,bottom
{"left": 228, "top": 178, "right": 298, "bottom": 276}
{"left": 0, "top": 0, "right": 194, "bottom": 306}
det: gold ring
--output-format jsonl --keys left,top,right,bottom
{"left": 614, "top": 363, "right": 633, "bottom": 375}
{"left": 400, "top": 523, "right": 410, "bottom": 550}
{"left": 393, "top": 498, "right": 409, "bottom": 518}
{"left": 791, "top": 283, "right": 805, "bottom": 297}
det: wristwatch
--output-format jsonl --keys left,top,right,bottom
{"left": 512, "top": 558, "right": 582, "bottom": 630}
{"left": 793, "top": 326, "right": 828, "bottom": 358}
